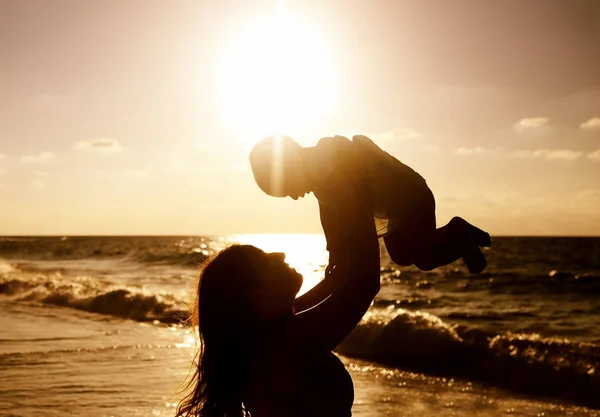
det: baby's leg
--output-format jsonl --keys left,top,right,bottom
{"left": 386, "top": 216, "right": 490, "bottom": 272}
{"left": 384, "top": 232, "right": 419, "bottom": 267}
{"left": 412, "top": 222, "right": 467, "bottom": 271}
{"left": 385, "top": 229, "right": 463, "bottom": 271}
{"left": 433, "top": 217, "right": 491, "bottom": 249}
{"left": 383, "top": 182, "right": 490, "bottom": 272}
{"left": 414, "top": 217, "right": 490, "bottom": 273}
{"left": 384, "top": 199, "right": 436, "bottom": 268}
{"left": 384, "top": 188, "right": 437, "bottom": 268}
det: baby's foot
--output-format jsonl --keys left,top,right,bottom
{"left": 477, "top": 231, "right": 492, "bottom": 248}
{"left": 465, "top": 222, "right": 491, "bottom": 247}
{"left": 451, "top": 217, "right": 491, "bottom": 247}
{"left": 462, "top": 246, "right": 487, "bottom": 274}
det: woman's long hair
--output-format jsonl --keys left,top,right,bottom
{"left": 176, "top": 245, "right": 265, "bottom": 417}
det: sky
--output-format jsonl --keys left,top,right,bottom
{"left": 1, "top": 0, "right": 600, "bottom": 236}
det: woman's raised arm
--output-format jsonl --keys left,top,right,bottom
{"left": 290, "top": 174, "right": 380, "bottom": 352}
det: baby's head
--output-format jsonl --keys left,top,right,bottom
{"left": 249, "top": 135, "right": 311, "bottom": 199}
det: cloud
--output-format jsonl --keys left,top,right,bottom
{"left": 33, "top": 170, "right": 48, "bottom": 177}
{"left": 74, "top": 138, "right": 127, "bottom": 153}
{"left": 0, "top": 169, "right": 6, "bottom": 176}
{"left": 580, "top": 117, "right": 600, "bottom": 131}
{"left": 513, "top": 117, "right": 551, "bottom": 135}
{"left": 454, "top": 146, "right": 488, "bottom": 155}
{"left": 31, "top": 180, "right": 45, "bottom": 188}
{"left": 0, "top": 153, "right": 5, "bottom": 160}
{"left": 580, "top": 189, "right": 600, "bottom": 201}
{"left": 511, "top": 149, "right": 583, "bottom": 161}
{"left": 20, "top": 152, "right": 55, "bottom": 163}
{"left": 587, "top": 149, "right": 600, "bottom": 161}
{"left": 542, "top": 150, "right": 583, "bottom": 161}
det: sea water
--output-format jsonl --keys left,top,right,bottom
{"left": 1, "top": 235, "right": 600, "bottom": 416}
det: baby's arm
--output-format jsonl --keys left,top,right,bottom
{"left": 292, "top": 199, "right": 345, "bottom": 312}
{"left": 313, "top": 167, "right": 364, "bottom": 253}
{"left": 312, "top": 136, "right": 368, "bottom": 233}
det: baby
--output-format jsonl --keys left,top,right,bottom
{"left": 249, "top": 134, "right": 491, "bottom": 273}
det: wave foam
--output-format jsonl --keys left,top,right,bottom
{"left": 0, "top": 275, "right": 188, "bottom": 323}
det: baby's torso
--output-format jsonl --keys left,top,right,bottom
{"left": 310, "top": 135, "right": 429, "bottom": 236}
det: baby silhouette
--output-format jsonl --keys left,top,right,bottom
{"left": 249, "top": 134, "right": 491, "bottom": 273}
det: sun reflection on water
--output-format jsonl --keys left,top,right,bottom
{"left": 229, "top": 234, "right": 328, "bottom": 294}
{"left": 175, "top": 331, "right": 197, "bottom": 349}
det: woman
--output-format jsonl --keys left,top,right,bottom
{"left": 176, "top": 173, "right": 380, "bottom": 417}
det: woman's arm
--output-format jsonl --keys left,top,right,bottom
{"left": 290, "top": 174, "right": 380, "bottom": 352}
{"left": 293, "top": 156, "right": 368, "bottom": 313}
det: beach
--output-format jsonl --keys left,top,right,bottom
{"left": 1, "top": 235, "right": 600, "bottom": 416}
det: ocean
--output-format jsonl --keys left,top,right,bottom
{"left": 1, "top": 235, "right": 600, "bottom": 417}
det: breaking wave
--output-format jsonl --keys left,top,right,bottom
{"left": 0, "top": 275, "right": 188, "bottom": 323}
{"left": 338, "top": 308, "right": 600, "bottom": 409}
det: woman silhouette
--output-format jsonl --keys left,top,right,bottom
{"left": 176, "top": 177, "right": 380, "bottom": 417}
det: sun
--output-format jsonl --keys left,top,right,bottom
{"left": 218, "top": 12, "right": 334, "bottom": 144}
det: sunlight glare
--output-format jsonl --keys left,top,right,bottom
{"left": 218, "top": 13, "right": 334, "bottom": 144}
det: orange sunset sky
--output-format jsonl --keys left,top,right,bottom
{"left": 1, "top": 0, "right": 599, "bottom": 236}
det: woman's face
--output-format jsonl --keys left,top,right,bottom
{"left": 248, "top": 250, "right": 303, "bottom": 320}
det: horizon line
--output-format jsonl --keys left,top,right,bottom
{"left": 1, "top": 234, "right": 600, "bottom": 238}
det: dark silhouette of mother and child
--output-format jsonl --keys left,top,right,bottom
{"left": 176, "top": 134, "right": 491, "bottom": 417}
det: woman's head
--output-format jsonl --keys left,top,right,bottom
{"left": 176, "top": 244, "right": 303, "bottom": 417}
{"left": 249, "top": 135, "right": 312, "bottom": 200}
{"left": 198, "top": 244, "right": 303, "bottom": 330}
